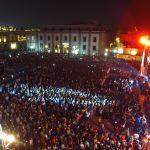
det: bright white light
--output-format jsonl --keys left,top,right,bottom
{"left": 113, "top": 49, "right": 117, "bottom": 53}
{"left": 72, "top": 50, "right": 79, "bottom": 55}
{"left": 131, "top": 49, "right": 137, "bottom": 56}
{"left": 146, "top": 40, "right": 150, "bottom": 46}
{"left": 3, "top": 37, "right": 7, "bottom": 43}
{"left": 104, "top": 52, "right": 108, "bottom": 56}
{"left": 93, "top": 53, "right": 96, "bottom": 56}
{"left": 148, "top": 57, "right": 150, "bottom": 63}
{"left": 11, "top": 43, "right": 17, "bottom": 50}
{"left": 30, "top": 43, "right": 35, "bottom": 49}
{"left": 0, "top": 132, "right": 7, "bottom": 140}
{"left": 9, "top": 54, "right": 12, "bottom": 58}
{"left": 63, "top": 43, "right": 69, "bottom": 47}
{"left": 72, "top": 45, "right": 79, "bottom": 55}
{"left": 140, "top": 36, "right": 149, "bottom": 45}
{"left": 116, "top": 37, "right": 120, "bottom": 43}
{"left": 7, "top": 135, "right": 15, "bottom": 143}
{"left": 105, "top": 49, "right": 108, "bottom": 52}
{"left": 118, "top": 48, "right": 123, "bottom": 54}
{"left": 130, "top": 80, "right": 134, "bottom": 84}
{"left": 48, "top": 50, "right": 51, "bottom": 53}
{"left": 72, "top": 46, "right": 76, "bottom": 49}
{"left": 45, "top": 45, "right": 48, "bottom": 49}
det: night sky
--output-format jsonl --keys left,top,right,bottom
{"left": 0, "top": 0, "right": 150, "bottom": 31}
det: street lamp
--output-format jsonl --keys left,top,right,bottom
{"left": 139, "top": 36, "right": 150, "bottom": 76}
{"left": 0, "top": 125, "right": 16, "bottom": 150}
{"left": 0, "top": 133, "right": 15, "bottom": 149}
{"left": 45, "top": 44, "right": 48, "bottom": 49}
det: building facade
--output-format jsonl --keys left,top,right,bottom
{"left": 0, "top": 25, "right": 109, "bottom": 56}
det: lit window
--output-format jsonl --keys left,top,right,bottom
{"left": 55, "top": 45, "right": 60, "bottom": 53}
{"left": 3, "top": 37, "right": 7, "bottom": 42}
{"left": 62, "top": 43, "right": 69, "bottom": 53}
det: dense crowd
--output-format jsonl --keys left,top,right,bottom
{"left": 0, "top": 53, "right": 149, "bottom": 149}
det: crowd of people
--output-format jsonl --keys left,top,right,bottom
{"left": 0, "top": 53, "right": 149, "bottom": 149}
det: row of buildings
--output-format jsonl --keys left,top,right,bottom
{"left": 0, "top": 25, "right": 109, "bottom": 56}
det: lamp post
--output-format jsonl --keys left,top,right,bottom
{"left": 139, "top": 36, "right": 150, "bottom": 76}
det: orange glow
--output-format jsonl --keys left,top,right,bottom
{"left": 146, "top": 40, "right": 150, "bottom": 46}
{"left": 139, "top": 36, "right": 149, "bottom": 45}
{"left": 130, "top": 49, "right": 138, "bottom": 55}
{"left": 140, "top": 36, "right": 148, "bottom": 45}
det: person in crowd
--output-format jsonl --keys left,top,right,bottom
{"left": 0, "top": 53, "right": 149, "bottom": 149}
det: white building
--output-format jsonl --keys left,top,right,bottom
{"left": 26, "top": 25, "right": 109, "bottom": 56}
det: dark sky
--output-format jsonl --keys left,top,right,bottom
{"left": 0, "top": 0, "right": 150, "bottom": 31}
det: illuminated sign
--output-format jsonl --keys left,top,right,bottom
{"left": 0, "top": 26, "right": 16, "bottom": 31}
{"left": 116, "top": 54, "right": 141, "bottom": 61}
{"left": 17, "top": 35, "right": 26, "bottom": 41}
